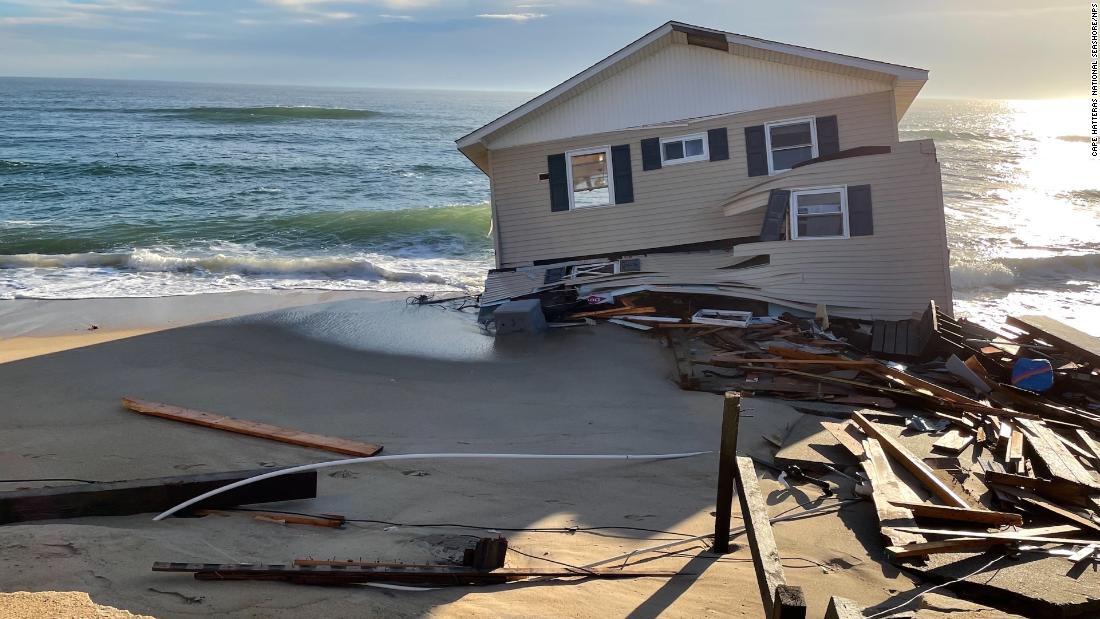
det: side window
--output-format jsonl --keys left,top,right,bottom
{"left": 565, "top": 147, "right": 613, "bottom": 209}
{"left": 790, "top": 186, "right": 848, "bottom": 239}
{"left": 765, "top": 117, "right": 817, "bottom": 174}
{"left": 660, "top": 133, "right": 708, "bottom": 165}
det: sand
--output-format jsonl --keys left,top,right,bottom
{"left": 0, "top": 293, "right": 987, "bottom": 618}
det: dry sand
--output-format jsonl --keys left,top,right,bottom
{"left": 0, "top": 293, "right": 998, "bottom": 618}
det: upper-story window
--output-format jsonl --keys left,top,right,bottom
{"left": 790, "top": 186, "right": 849, "bottom": 239}
{"left": 566, "top": 146, "right": 614, "bottom": 209}
{"left": 660, "top": 133, "right": 708, "bottom": 165}
{"left": 765, "top": 117, "right": 818, "bottom": 174}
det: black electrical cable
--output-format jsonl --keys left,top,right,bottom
{"left": 224, "top": 507, "right": 702, "bottom": 538}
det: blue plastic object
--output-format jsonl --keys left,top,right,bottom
{"left": 1011, "top": 358, "right": 1054, "bottom": 392}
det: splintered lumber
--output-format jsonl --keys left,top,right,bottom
{"left": 886, "top": 538, "right": 1005, "bottom": 559}
{"left": 568, "top": 306, "right": 656, "bottom": 319}
{"left": 821, "top": 420, "right": 865, "bottom": 459}
{"left": 151, "top": 562, "right": 682, "bottom": 585}
{"left": 713, "top": 393, "right": 741, "bottom": 553}
{"left": 0, "top": 469, "right": 317, "bottom": 524}
{"left": 932, "top": 429, "right": 974, "bottom": 455}
{"left": 888, "top": 502, "right": 1022, "bottom": 526}
{"left": 982, "top": 464, "right": 1094, "bottom": 507}
{"left": 734, "top": 455, "right": 798, "bottom": 617}
{"left": 1016, "top": 418, "right": 1100, "bottom": 489}
{"left": 122, "top": 397, "right": 382, "bottom": 457}
{"left": 860, "top": 438, "right": 925, "bottom": 546}
{"left": 1078, "top": 429, "right": 1100, "bottom": 462}
{"left": 853, "top": 413, "right": 970, "bottom": 508}
{"left": 1006, "top": 315, "right": 1100, "bottom": 366}
{"left": 994, "top": 486, "right": 1100, "bottom": 533}
{"left": 891, "top": 526, "right": 1100, "bottom": 545}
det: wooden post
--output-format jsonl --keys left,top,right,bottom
{"left": 771, "top": 584, "right": 807, "bottom": 619}
{"left": 712, "top": 392, "right": 741, "bottom": 553}
{"left": 825, "top": 596, "right": 863, "bottom": 619}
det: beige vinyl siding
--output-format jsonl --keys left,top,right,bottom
{"left": 487, "top": 38, "right": 892, "bottom": 150}
{"left": 726, "top": 140, "right": 952, "bottom": 318}
{"left": 489, "top": 90, "right": 899, "bottom": 268}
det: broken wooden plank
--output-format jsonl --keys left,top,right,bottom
{"left": 860, "top": 438, "right": 926, "bottom": 547}
{"left": 891, "top": 526, "right": 1100, "bottom": 545}
{"left": 1076, "top": 429, "right": 1100, "bottom": 463}
{"left": 983, "top": 466, "right": 1094, "bottom": 507}
{"left": 1006, "top": 315, "right": 1100, "bottom": 366}
{"left": 994, "top": 486, "right": 1100, "bottom": 533}
{"left": 853, "top": 413, "right": 970, "bottom": 508}
{"left": 821, "top": 420, "right": 865, "bottom": 459}
{"left": 122, "top": 397, "right": 383, "bottom": 457}
{"left": 734, "top": 455, "right": 790, "bottom": 616}
{"left": 886, "top": 538, "right": 1005, "bottom": 559}
{"left": 1017, "top": 418, "right": 1100, "bottom": 489}
{"left": 567, "top": 306, "right": 657, "bottom": 319}
{"left": 1068, "top": 544, "right": 1098, "bottom": 563}
{"left": 888, "top": 501, "right": 1022, "bottom": 526}
{"left": 0, "top": 469, "right": 317, "bottom": 524}
{"left": 932, "top": 429, "right": 974, "bottom": 455}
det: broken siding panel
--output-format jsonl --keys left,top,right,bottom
{"left": 491, "top": 91, "right": 899, "bottom": 266}
{"left": 487, "top": 42, "right": 893, "bottom": 150}
{"left": 724, "top": 142, "right": 951, "bottom": 318}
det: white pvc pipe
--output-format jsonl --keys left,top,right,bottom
{"left": 153, "top": 451, "right": 709, "bottom": 521}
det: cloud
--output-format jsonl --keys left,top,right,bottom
{"left": 476, "top": 12, "right": 547, "bottom": 22}
{"left": 378, "top": 14, "right": 414, "bottom": 20}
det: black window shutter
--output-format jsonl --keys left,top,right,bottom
{"left": 847, "top": 184, "right": 873, "bottom": 236}
{"left": 759, "top": 189, "right": 791, "bottom": 241}
{"left": 547, "top": 153, "right": 569, "bottom": 212}
{"left": 744, "top": 125, "right": 768, "bottom": 177}
{"left": 610, "top": 144, "right": 634, "bottom": 204}
{"left": 817, "top": 115, "right": 840, "bottom": 157}
{"left": 641, "top": 137, "right": 662, "bottom": 171}
{"left": 708, "top": 128, "right": 729, "bottom": 161}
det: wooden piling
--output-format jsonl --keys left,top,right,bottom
{"left": 712, "top": 392, "right": 741, "bottom": 553}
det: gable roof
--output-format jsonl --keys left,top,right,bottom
{"left": 457, "top": 21, "right": 928, "bottom": 173}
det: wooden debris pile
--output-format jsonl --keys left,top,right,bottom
{"left": 674, "top": 302, "right": 1100, "bottom": 615}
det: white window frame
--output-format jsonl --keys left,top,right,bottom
{"left": 764, "top": 116, "right": 818, "bottom": 175}
{"left": 564, "top": 145, "right": 615, "bottom": 210}
{"left": 659, "top": 132, "right": 709, "bottom": 166}
{"left": 789, "top": 185, "right": 849, "bottom": 240}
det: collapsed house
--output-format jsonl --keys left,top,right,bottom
{"left": 457, "top": 21, "right": 952, "bottom": 324}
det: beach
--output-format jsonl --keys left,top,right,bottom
{"left": 0, "top": 291, "right": 947, "bottom": 618}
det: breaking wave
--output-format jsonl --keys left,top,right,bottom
{"left": 951, "top": 253, "right": 1100, "bottom": 290}
{"left": 0, "top": 249, "right": 448, "bottom": 284}
{"left": 0, "top": 204, "right": 493, "bottom": 255}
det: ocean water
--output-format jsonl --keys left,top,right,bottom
{"left": 1, "top": 78, "right": 1097, "bottom": 332}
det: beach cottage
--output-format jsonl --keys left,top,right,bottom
{"left": 458, "top": 21, "right": 952, "bottom": 321}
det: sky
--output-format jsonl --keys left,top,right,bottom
{"left": 0, "top": 0, "right": 1091, "bottom": 98}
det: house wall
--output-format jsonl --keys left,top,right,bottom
{"left": 488, "top": 89, "right": 901, "bottom": 268}
{"left": 486, "top": 35, "right": 893, "bottom": 150}
{"left": 724, "top": 140, "right": 953, "bottom": 318}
